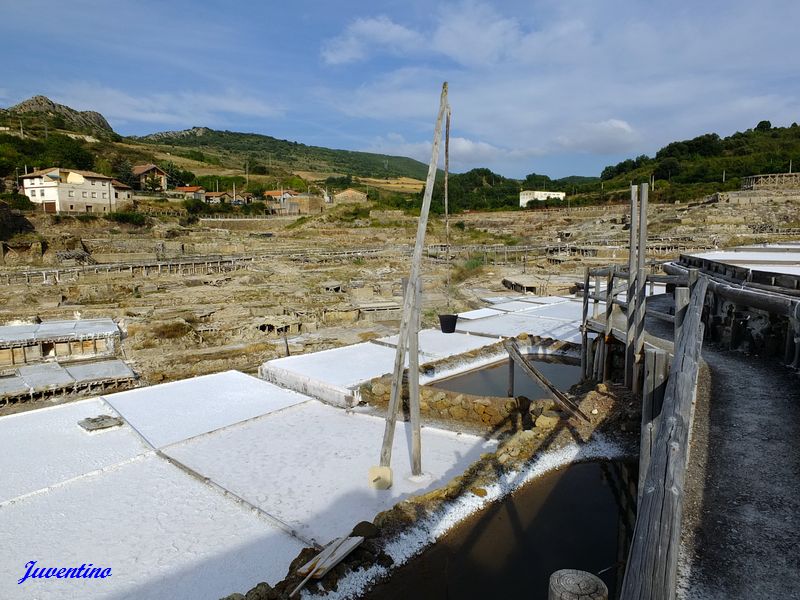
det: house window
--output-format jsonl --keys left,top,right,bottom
{"left": 86, "top": 205, "right": 92, "bottom": 213}
{"left": 102, "top": 192, "right": 107, "bottom": 199}
{"left": 82, "top": 192, "right": 87, "bottom": 198}
{"left": 91, "top": 180, "right": 96, "bottom": 186}
{"left": 103, "top": 207, "right": 107, "bottom": 211}
{"left": 115, "top": 192, "right": 119, "bottom": 199}
{"left": 69, "top": 205, "right": 74, "bottom": 210}
{"left": 91, "top": 192, "right": 97, "bottom": 198}
{"left": 68, "top": 191, "right": 75, "bottom": 197}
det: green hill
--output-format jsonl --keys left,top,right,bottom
{"left": 131, "top": 127, "right": 431, "bottom": 180}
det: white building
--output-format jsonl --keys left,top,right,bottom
{"left": 20, "top": 168, "right": 127, "bottom": 214}
{"left": 519, "top": 189, "right": 566, "bottom": 207}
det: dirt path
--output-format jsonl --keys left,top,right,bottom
{"left": 679, "top": 346, "right": 800, "bottom": 599}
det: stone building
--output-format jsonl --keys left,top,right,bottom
{"left": 20, "top": 167, "right": 122, "bottom": 213}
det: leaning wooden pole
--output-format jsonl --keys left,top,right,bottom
{"left": 624, "top": 185, "right": 639, "bottom": 388}
{"left": 408, "top": 276, "right": 422, "bottom": 475}
{"left": 632, "top": 183, "right": 649, "bottom": 392}
{"left": 371, "top": 83, "right": 449, "bottom": 489}
{"left": 444, "top": 108, "right": 452, "bottom": 310}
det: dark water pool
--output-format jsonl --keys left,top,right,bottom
{"left": 363, "top": 460, "right": 635, "bottom": 600}
{"left": 432, "top": 357, "right": 581, "bottom": 399}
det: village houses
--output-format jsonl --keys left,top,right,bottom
{"left": 20, "top": 167, "right": 132, "bottom": 213}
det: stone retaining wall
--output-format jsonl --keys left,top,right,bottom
{"left": 360, "top": 375, "right": 520, "bottom": 427}
{"left": 359, "top": 335, "right": 581, "bottom": 429}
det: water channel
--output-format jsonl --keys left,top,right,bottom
{"left": 362, "top": 460, "right": 635, "bottom": 600}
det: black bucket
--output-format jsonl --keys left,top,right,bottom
{"left": 438, "top": 314, "right": 458, "bottom": 333}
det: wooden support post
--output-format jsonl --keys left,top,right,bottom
{"left": 638, "top": 348, "right": 668, "bottom": 503}
{"left": 507, "top": 356, "right": 515, "bottom": 397}
{"left": 581, "top": 268, "right": 590, "bottom": 380}
{"left": 409, "top": 276, "right": 422, "bottom": 476}
{"left": 593, "top": 274, "right": 601, "bottom": 319}
{"left": 375, "top": 83, "right": 448, "bottom": 487}
{"left": 549, "top": 570, "right": 608, "bottom": 600}
{"left": 674, "top": 286, "right": 689, "bottom": 344}
{"left": 603, "top": 266, "right": 615, "bottom": 381}
{"left": 625, "top": 185, "right": 639, "bottom": 389}
{"left": 633, "top": 183, "right": 648, "bottom": 392}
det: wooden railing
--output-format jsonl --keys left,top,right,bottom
{"left": 619, "top": 276, "right": 708, "bottom": 599}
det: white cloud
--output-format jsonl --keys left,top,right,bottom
{"left": 318, "top": 0, "right": 800, "bottom": 176}
{"left": 555, "top": 119, "right": 641, "bottom": 154}
{"left": 54, "top": 83, "right": 282, "bottom": 128}
{"left": 366, "top": 132, "right": 537, "bottom": 172}
{"left": 431, "top": 2, "right": 522, "bottom": 66}
{"left": 321, "top": 16, "right": 424, "bottom": 65}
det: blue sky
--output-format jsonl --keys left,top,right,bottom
{"left": 1, "top": 0, "right": 798, "bottom": 178}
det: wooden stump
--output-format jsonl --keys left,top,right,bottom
{"left": 548, "top": 569, "right": 608, "bottom": 600}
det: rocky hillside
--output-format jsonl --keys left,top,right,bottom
{"left": 1, "top": 95, "right": 113, "bottom": 134}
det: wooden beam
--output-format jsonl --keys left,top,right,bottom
{"left": 632, "top": 183, "right": 649, "bottom": 392}
{"left": 503, "top": 340, "right": 589, "bottom": 422}
{"left": 625, "top": 185, "right": 639, "bottom": 389}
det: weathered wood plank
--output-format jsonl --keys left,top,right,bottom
{"left": 621, "top": 276, "right": 708, "bottom": 600}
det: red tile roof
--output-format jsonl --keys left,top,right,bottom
{"left": 132, "top": 164, "right": 167, "bottom": 176}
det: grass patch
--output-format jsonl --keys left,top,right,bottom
{"left": 286, "top": 216, "right": 310, "bottom": 229}
{"left": 151, "top": 321, "right": 192, "bottom": 339}
{"left": 451, "top": 256, "right": 484, "bottom": 283}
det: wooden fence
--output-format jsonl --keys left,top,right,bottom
{"left": 619, "top": 276, "right": 708, "bottom": 599}
{"left": 580, "top": 182, "right": 711, "bottom": 600}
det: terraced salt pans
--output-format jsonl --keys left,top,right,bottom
{"left": 0, "top": 370, "right": 493, "bottom": 600}
{"left": 259, "top": 296, "right": 587, "bottom": 407}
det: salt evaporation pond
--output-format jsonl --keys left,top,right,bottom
{"left": 431, "top": 357, "right": 581, "bottom": 399}
{"left": 363, "top": 460, "right": 635, "bottom": 600}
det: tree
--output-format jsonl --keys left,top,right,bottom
{"left": 755, "top": 120, "right": 772, "bottom": 132}
{"left": 159, "top": 161, "right": 195, "bottom": 188}
{"left": 111, "top": 156, "right": 136, "bottom": 188}
{"left": 143, "top": 171, "right": 163, "bottom": 192}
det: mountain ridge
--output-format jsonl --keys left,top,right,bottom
{"left": 3, "top": 95, "right": 113, "bottom": 134}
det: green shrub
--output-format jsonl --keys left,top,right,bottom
{"left": 104, "top": 211, "right": 147, "bottom": 226}
{"left": 76, "top": 214, "right": 98, "bottom": 223}
{"left": 286, "top": 216, "right": 310, "bottom": 229}
{"left": 451, "top": 256, "right": 484, "bottom": 283}
{"left": 0, "top": 192, "right": 35, "bottom": 211}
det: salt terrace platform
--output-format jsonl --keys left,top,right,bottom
{"left": 0, "top": 371, "right": 495, "bottom": 600}
{"left": 260, "top": 295, "right": 599, "bottom": 406}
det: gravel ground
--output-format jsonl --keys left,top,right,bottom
{"left": 679, "top": 345, "right": 800, "bottom": 599}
